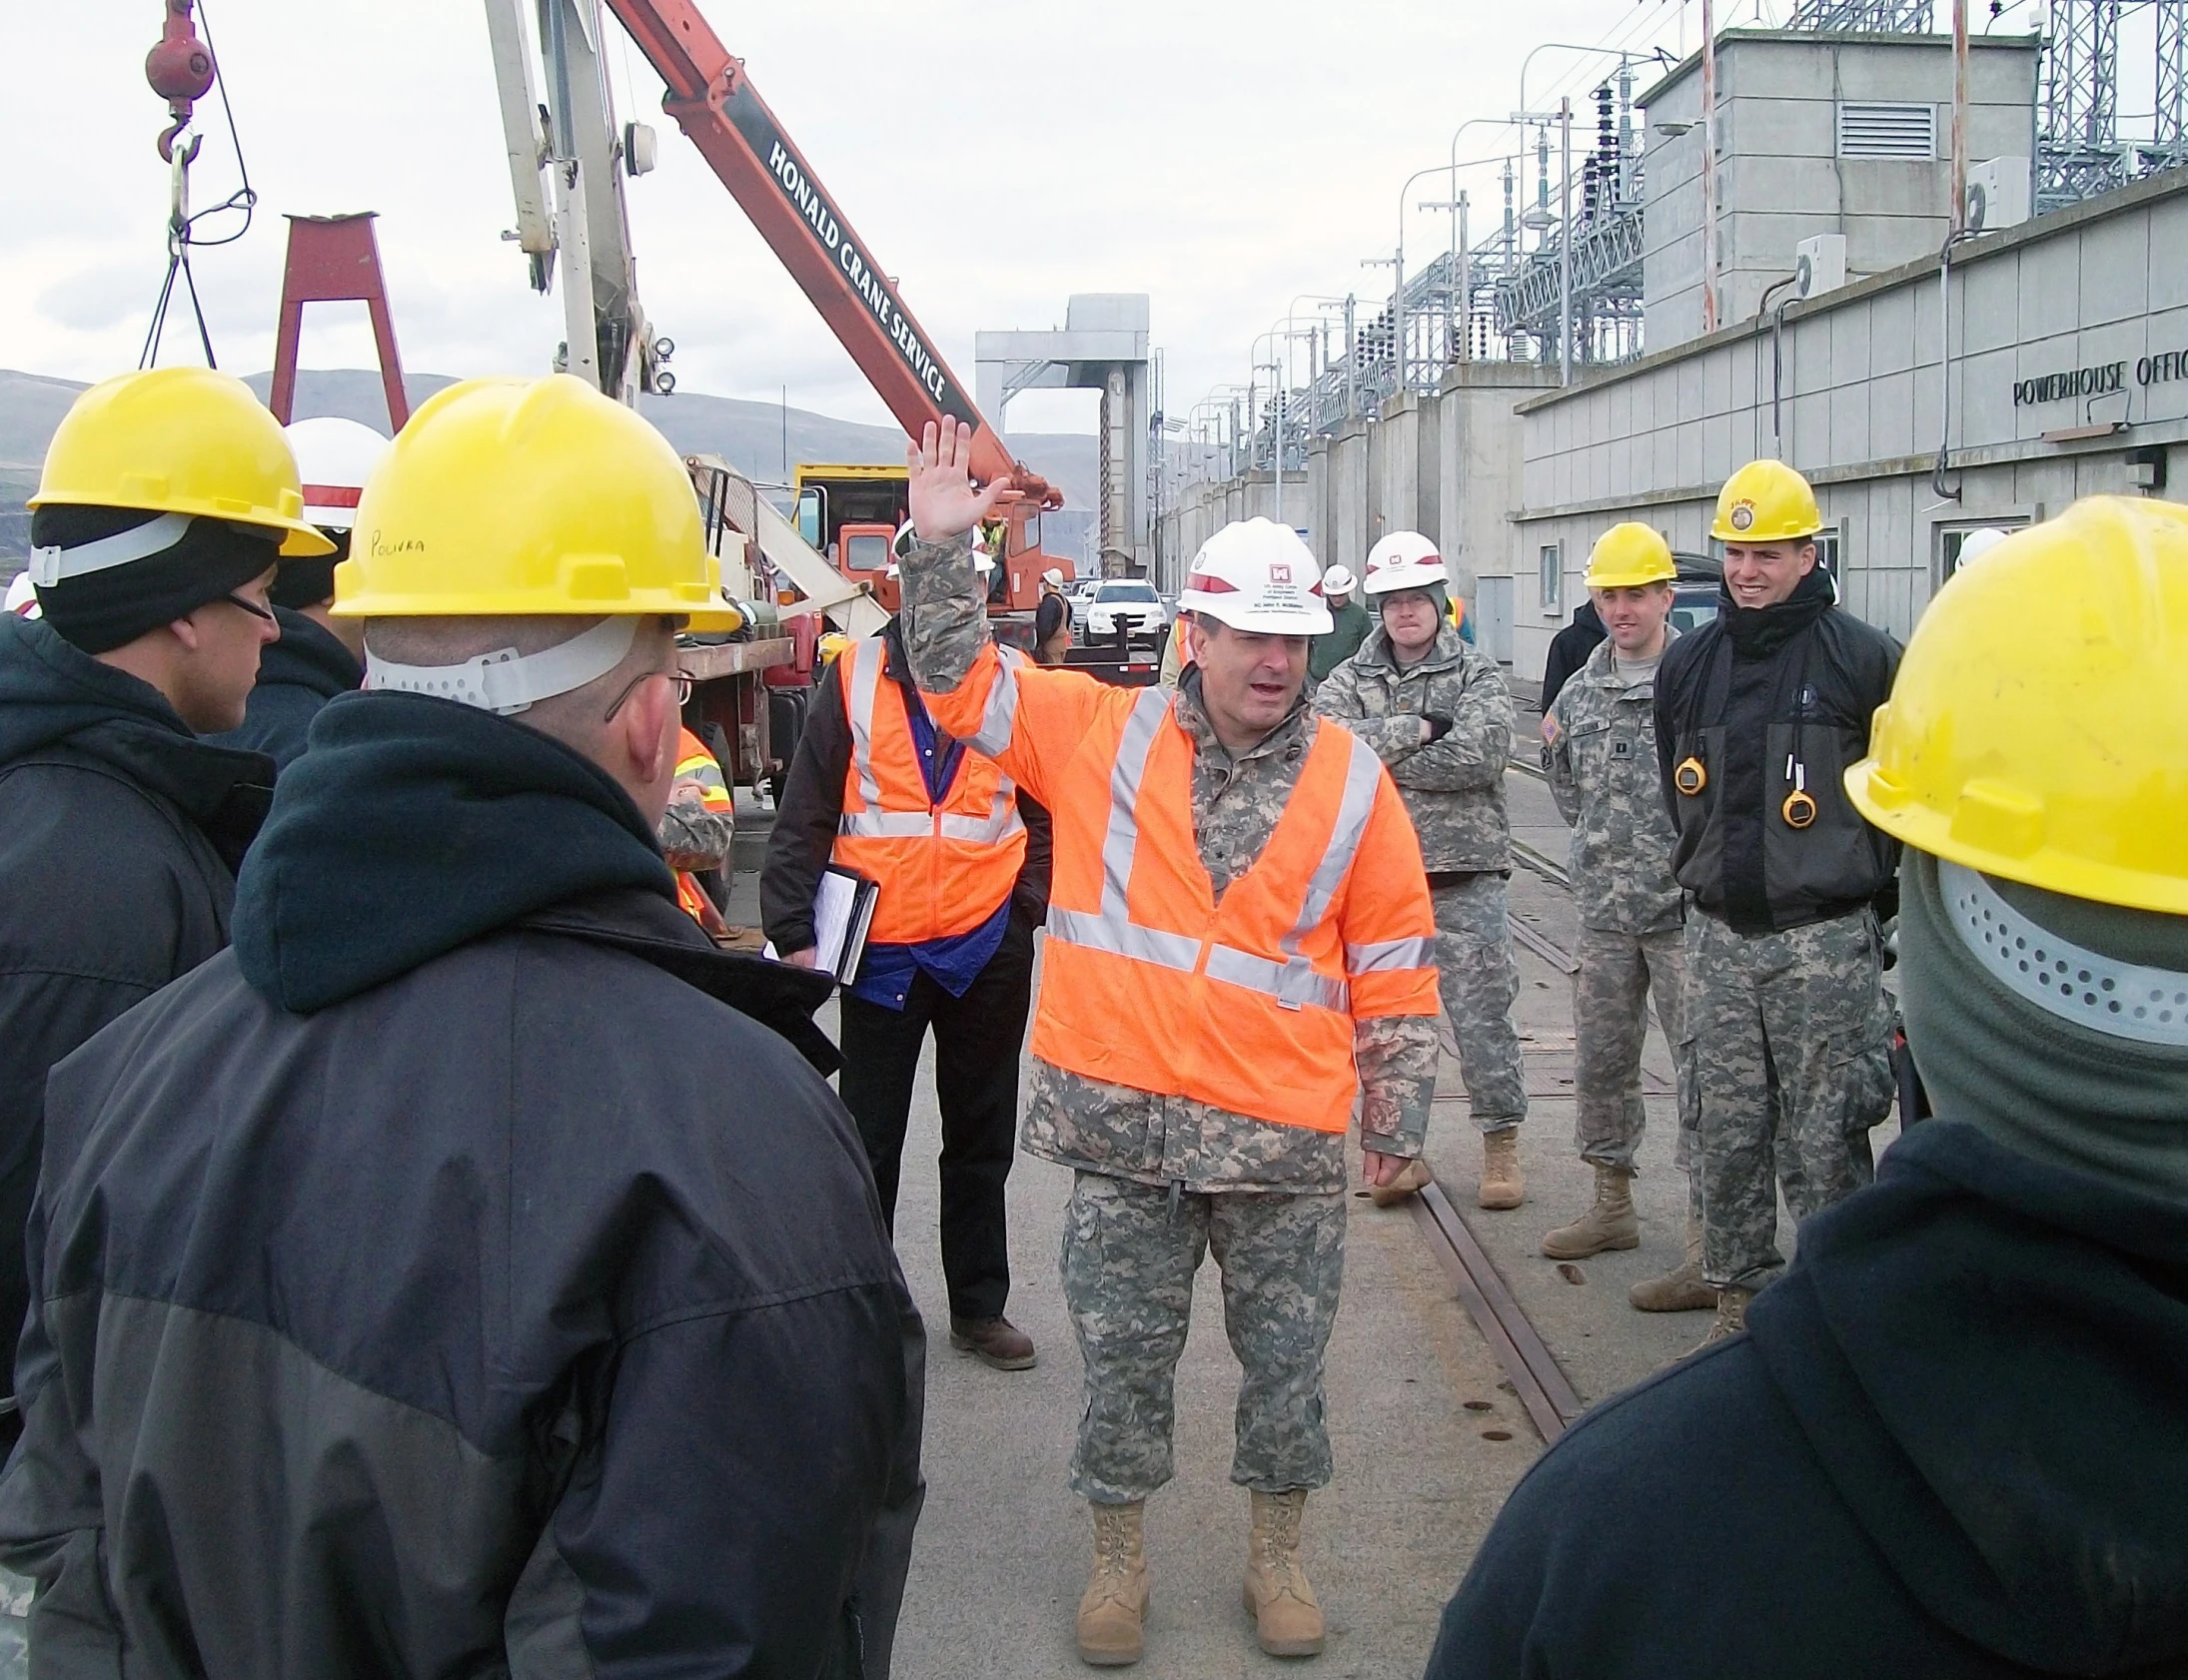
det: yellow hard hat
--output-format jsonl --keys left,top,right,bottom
{"left": 817, "top": 630, "right": 851, "bottom": 664}
{"left": 30, "top": 367, "right": 334, "bottom": 558}
{"left": 1845, "top": 495, "right": 2188, "bottom": 916}
{"left": 334, "top": 375, "right": 736, "bottom": 628}
{"left": 1710, "top": 458, "right": 1823, "bottom": 543}
{"left": 1585, "top": 522, "right": 1677, "bottom": 588}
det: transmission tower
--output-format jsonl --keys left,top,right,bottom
{"left": 2038, "top": 0, "right": 2126, "bottom": 211}
{"left": 1788, "top": 0, "right": 1933, "bottom": 26}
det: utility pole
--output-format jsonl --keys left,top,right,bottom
{"left": 1344, "top": 294, "right": 1357, "bottom": 419}
{"left": 1559, "top": 98, "right": 1573, "bottom": 384}
{"left": 1700, "top": 0, "right": 1719, "bottom": 335}
{"left": 1950, "top": 0, "right": 1970, "bottom": 235}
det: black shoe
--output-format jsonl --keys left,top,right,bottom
{"left": 949, "top": 1315, "right": 1037, "bottom": 1370}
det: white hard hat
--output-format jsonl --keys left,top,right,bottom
{"left": 285, "top": 416, "right": 392, "bottom": 531}
{"left": 5, "top": 572, "right": 39, "bottom": 619}
{"left": 1321, "top": 564, "right": 1357, "bottom": 595}
{"left": 1363, "top": 530, "right": 1448, "bottom": 596}
{"left": 1042, "top": 567, "right": 1064, "bottom": 586}
{"left": 1177, "top": 518, "right": 1332, "bottom": 635}
{"left": 1954, "top": 527, "right": 2013, "bottom": 569}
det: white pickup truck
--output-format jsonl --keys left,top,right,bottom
{"left": 1081, "top": 578, "right": 1169, "bottom": 644}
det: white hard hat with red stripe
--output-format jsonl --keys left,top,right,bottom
{"left": 1362, "top": 530, "right": 1448, "bottom": 595}
{"left": 284, "top": 416, "right": 393, "bottom": 532}
{"left": 1178, "top": 518, "right": 1332, "bottom": 635}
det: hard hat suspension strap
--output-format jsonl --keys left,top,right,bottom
{"left": 28, "top": 513, "right": 193, "bottom": 587}
{"left": 365, "top": 614, "right": 640, "bottom": 717}
{"left": 1941, "top": 861, "right": 2188, "bottom": 1049}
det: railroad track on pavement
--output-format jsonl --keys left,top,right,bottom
{"left": 1398, "top": 757, "right": 1590, "bottom": 1443}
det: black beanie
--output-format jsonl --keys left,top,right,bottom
{"left": 270, "top": 529, "right": 349, "bottom": 612}
{"left": 29, "top": 504, "right": 286, "bottom": 655}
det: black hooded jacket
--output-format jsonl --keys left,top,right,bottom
{"left": 0, "top": 613, "right": 272, "bottom": 1423}
{"left": 206, "top": 604, "right": 362, "bottom": 769}
{"left": 1539, "top": 601, "right": 1605, "bottom": 713}
{"left": 1426, "top": 1118, "right": 2188, "bottom": 1680}
{"left": 0, "top": 690, "right": 924, "bottom": 1678}
{"left": 1653, "top": 568, "right": 1901, "bottom": 934}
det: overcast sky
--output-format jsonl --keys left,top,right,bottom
{"left": 2, "top": 0, "right": 1767, "bottom": 435}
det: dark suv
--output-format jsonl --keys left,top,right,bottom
{"left": 1670, "top": 552, "right": 1722, "bottom": 636}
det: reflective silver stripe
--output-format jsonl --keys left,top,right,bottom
{"left": 1283, "top": 732, "right": 1383, "bottom": 956}
{"left": 845, "top": 638, "right": 885, "bottom": 807}
{"left": 937, "top": 786, "right": 1025, "bottom": 844}
{"left": 1098, "top": 687, "right": 1174, "bottom": 914}
{"left": 1047, "top": 907, "right": 1201, "bottom": 972}
{"left": 1205, "top": 945, "right": 1351, "bottom": 1014}
{"left": 967, "top": 645, "right": 1027, "bottom": 755}
{"left": 1346, "top": 935, "right": 1435, "bottom": 974}
{"left": 838, "top": 811, "right": 935, "bottom": 839}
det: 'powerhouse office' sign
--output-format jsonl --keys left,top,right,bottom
{"left": 2014, "top": 347, "right": 2188, "bottom": 407}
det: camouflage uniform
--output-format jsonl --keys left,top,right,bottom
{"left": 896, "top": 535, "right": 1437, "bottom": 1501}
{"left": 1315, "top": 623, "right": 1528, "bottom": 1134}
{"left": 1544, "top": 634, "right": 1693, "bottom": 1175}
{"left": 1686, "top": 908, "right": 1896, "bottom": 1287}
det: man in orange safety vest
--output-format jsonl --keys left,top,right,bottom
{"left": 891, "top": 420, "right": 1442, "bottom": 1667}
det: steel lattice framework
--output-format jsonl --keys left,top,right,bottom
{"left": 1787, "top": 0, "right": 1933, "bottom": 28}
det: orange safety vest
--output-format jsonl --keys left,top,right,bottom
{"left": 672, "top": 727, "right": 731, "bottom": 935}
{"left": 925, "top": 646, "right": 1441, "bottom": 1134}
{"left": 831, "top": 636, "right": 1026, "bottom": 945}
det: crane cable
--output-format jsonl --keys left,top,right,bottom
{"left": 141, "top": 0, "right": 257, "bottom": 371}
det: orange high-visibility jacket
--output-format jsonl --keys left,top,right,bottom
{"left": 832, "top": 636, "right": 1026, "bottom": 945}
{"left": 672, "top": 727, "right": 731, "bottom": 933}
{"left": 923, "top": 643, "right": 1440, "bottom": 1134}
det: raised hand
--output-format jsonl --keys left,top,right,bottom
{"left": 906, "top": 419, "right": 1020, "bottom": 542}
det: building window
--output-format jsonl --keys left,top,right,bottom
{"left": 1836, "top": 101, "right": 1937, "bottom": 159}
{"left": 1813, "top": 526, "right": 1843, "bottom": 578}
{"left": 1539, "top": 543, "right": 1563, "bottom": 615}
{"left": 1937, "top": 519, "right": 2029, "bottom": 585}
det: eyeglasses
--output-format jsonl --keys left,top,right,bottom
{"left": 602, "top": 666, "right": 696, "bottom": 722}
{"left": 223, "top": 591, "right": 276, "bottom": 624}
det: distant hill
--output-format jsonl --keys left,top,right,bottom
{"left": 1, "top": 368, "right": 1099, "bottom": 567}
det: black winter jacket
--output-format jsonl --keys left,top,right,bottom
{"left": 1539, "top": 601, "right": 1605, "bottom": 713}
{"left": 761, "top": 620, "right": 1052, "bottom": 954}
{"left": 0, "top": 691, "right": 923, "bottom": 1678}
{"left": 206, "top": 604, "right": 362, "bottom": 768}
{"left": 1653, "top": 571, "right": 1901, "bottom": 934}
{"left": 0, "top": 614, "right": 272, "bottom": 1422}
{"left": 1427, "top": 1120, "right": 2188, "bottom": 1680}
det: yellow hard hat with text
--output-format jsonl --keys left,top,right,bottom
{"left": 30, "top": 367, "right": 334, "bottom": 557}
{"left": 1585, "top": 522, "right": 1677, "bottom": 588}
{"left": 335, "top": 375, "right": 737, "bottom": 628}
{"left": 1710, "top": 458, "right": 1823, "bottom": 544}
{"left": 1845, "top": 495, "right": 2188, "bottom": 915}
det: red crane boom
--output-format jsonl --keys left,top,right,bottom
{"left": 603, "top": 0, "right": 1061, "bottom": 510}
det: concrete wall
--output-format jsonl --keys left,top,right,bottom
{"left": 1513, "top": 168, "right": 2188, "bottom": 680}
{"left": 1641, "top": 31, "right": 2041, "bottom": 349}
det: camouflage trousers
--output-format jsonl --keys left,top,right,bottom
{"left": 1572, "top": 924, "right": 1694, "bottom": 1177}
{"left": 1686, "top": 909, "right": 1897, "bottom": 1288}
{"left": 1433, "top": 874, "right": 1529, "bottom": 1133}
{"left": 1060, "top": 1171, "right": 1346, "bottom": 1504}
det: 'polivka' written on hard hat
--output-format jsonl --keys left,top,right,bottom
{"left": 1177, "top": 518, "right": 1333, "bottom": 635}
{"left": 1362, "top": 530, "right": 1447, "bottom": 595}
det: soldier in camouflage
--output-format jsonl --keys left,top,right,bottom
{"left": 1315, "top": 530, "right": 1531, "bottom": 1211}
{"left": 1656, "top": 462, "right": 1901, "bottom": 1349}
{"left": 1539, "top": 524, "right": 1710, "bottom": 1311}
{"left": 892, "top": 423, "right": 1440, "bottom": 1666}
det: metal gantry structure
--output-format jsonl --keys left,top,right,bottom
{"left": 2037, "top": 0, "right": 2188, "bottom": 209}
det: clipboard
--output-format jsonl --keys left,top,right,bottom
{"left": 765, "top": 865, "right": 879, "bottom": 983}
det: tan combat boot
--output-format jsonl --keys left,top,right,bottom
{"left": 1242, "top": 1490, "right": 1325, "bottom": 1657}
{"left": 1076, "top": 1499, "right": 1149, "bottom": 1666}
{"left": 1539, "top": 1164, "right": 1640, "bottom": 1258}
{"left": 1369, "top": 1157, "right": 1434, "bottom": 1209}
{"left": 1691, "top": 1282, "right": 1755, "bottom": 1354}
{"left": 1629, "top": 1215, "right": 1717, "bottom": 1312}
{"left": 1478, "top": 1128, "right": 1526, "bottom": 1210}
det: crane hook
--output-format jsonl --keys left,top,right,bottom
{"left": 146, "top": 0, "right": 215, "bottom": 162}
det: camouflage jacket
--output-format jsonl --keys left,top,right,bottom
{"left": 1311, "top": 623, "right": 1513, "bottom": 873}
{"left": 897, "top": 534, "right": 1437, "bottom": 1195}
{"left": 1544, "top": 633, "right": 1683, "bottom": 935}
